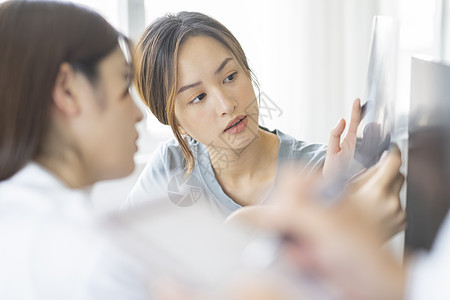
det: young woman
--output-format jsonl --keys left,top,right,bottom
{"left": 125, "top": 12, "right": 370, "bottom": 216}
{"left": 0, "top": 1, "right": 148, "bottom": 299}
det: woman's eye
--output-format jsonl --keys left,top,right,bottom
{"left": 224, "top": 72, "right": 237, "bottom": 83}
{"left": 190, "top": 93, "right": 206, "bottom": 104}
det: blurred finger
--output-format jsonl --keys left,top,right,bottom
{"left": 361, "top": 147, "right": 401, "bottom": 190}
{"left": 375, "top": 148, "right": 402, "bottom": 186}
{"left": 390, "top": 173, "right": 405, "bottom": 195}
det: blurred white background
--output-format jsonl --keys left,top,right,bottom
{"left": 12, "top": 0, "right": 447, "bottom": 211}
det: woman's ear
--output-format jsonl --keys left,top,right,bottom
{"left": 52, "top": 62, "right": 80, "bottom": 116}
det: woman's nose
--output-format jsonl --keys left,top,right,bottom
{"left": 215, "top": 90, "right": 237, "bottom": 117}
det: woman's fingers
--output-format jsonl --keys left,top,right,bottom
{"left": 342, "top": 98, "right": 362, "bottom": 148}
{"left": 326, "top": 118, "right": 346, "bottom": 156}
{"left": 323, "top": 99, "right": 362, "bottom": 178}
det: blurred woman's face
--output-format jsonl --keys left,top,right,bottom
{"left": 74, "top": 45, "right": 143, "bottom": 182}
{"left": 174, "top": 36, "right": 259, "bottom": 151}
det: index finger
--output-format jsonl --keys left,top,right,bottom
{"left": 343, "top": 98, "right": 362, "bottom": 145}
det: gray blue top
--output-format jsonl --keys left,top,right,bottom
{"left": 124, "top": 128, "right": 326, "bottom": 217}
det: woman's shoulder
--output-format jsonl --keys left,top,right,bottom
{"left": 152, "top": 136, "right": 200, "bottom": 167}
{"left": 125, "top": 137, "right": 206, "bottom": 209}
{"left": 133, "top": 136, "right": 203, "bottom": 191}
{"left": 271, "top": 128, "right": 326, "bottom": 153}
{"left": 268, "top": 128, "right": 326, "bottom": 168}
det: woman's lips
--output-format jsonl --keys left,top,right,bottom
{"left": 224, "top": 116, "right": 248, "bottom": 134}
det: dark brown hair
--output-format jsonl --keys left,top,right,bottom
{"left": 0, "top": 0, "right": 119, "bottom": 181}
{"left": 134, "top": 11, "right": 258, "bottom": 174}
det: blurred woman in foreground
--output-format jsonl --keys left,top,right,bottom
{"left": 0, "top": 1, "right": 147, "bottom": 299}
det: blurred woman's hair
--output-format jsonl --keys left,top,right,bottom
{"left": 0, "top": 0, "right": 120, "bottom": 181}
{"left": 134, "top": 11, "right": 259, "bottom": 173}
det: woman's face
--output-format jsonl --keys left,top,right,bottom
{"left": 174, "top": 36, "right": 259, "bottom": 151}
{"left": 75, "top": 45, "right": 143, "bottom": 182}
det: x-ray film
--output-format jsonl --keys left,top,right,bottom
{"left": 319, "top": 16, "right": 399, "bottom": 203}
{"left": 354, "top": 16, "right": 398, "bottom": 169}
